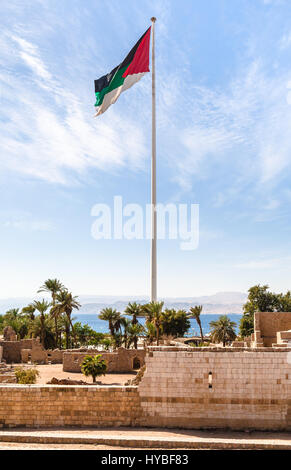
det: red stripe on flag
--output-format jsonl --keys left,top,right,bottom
{"left": 122, "top": 27, "right": 151, "bottom": 77}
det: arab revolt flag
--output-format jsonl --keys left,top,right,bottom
{"left": 94, "top": 27, "right": 151, "bottom": 116}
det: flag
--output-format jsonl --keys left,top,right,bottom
{"left": 94, "top": 27, "right": 151, "bottom": 116}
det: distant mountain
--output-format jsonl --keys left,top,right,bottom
{"left": 0, "top": 291, "right": 247, "bottom": 315}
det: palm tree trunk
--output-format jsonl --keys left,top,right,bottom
{"left": 54, "top": 317, "right": 58, "bottom": 349}
{"left": 41, "top": 315, "right": 45, "bottom": 348}
{"left": 156, "top": 324, "right": 159, "bottom": 346}
{"left": 65, "top": 324, "right": 70, "bottom": 349}
{"left": 68, "top": 313, "right": 77, "bottom": 348}
{"left": 199, "top": 323, "right": 204, "bottom": 342}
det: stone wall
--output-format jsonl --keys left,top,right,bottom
{"left": 0, "top": 338, "right": 64, "bottom": 365}
{"left": 0, "top": 346, "right": 2, "bottom": 363}
{"left": 0, "top": 347, "right": 290, "bottom": 431}
{"left": 63, "top": 347, "right": 146, "bottom": 373}
{"left": 254, "top": 312, "right": 291, "bottom": 347}
{"left": 138, "top": 347, "right": 291, "bottom": 430}
{"left": 0, "top": 339, "right": 34, "bottom": 363}
{"left": 0, "top": 386, "right": 141, "bottom": 428}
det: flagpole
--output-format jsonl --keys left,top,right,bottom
{"left": 151, "top": 17, "right": 157, "bottom": 302}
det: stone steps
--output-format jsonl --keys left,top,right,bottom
{"left": 0, "top": 429, "right": 290, "bottom": 449}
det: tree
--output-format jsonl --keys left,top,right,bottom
{"left": 275, "top": 291, "right": 291, "bottom": 312}
{"left": 32, "top": 299, "right": 51, "bottom": 347}
{"left": 144, "top": 322, "right": 156, "bottom": 345}
{"left": 38, "top": 278, "right": 65, "bottom": 348}
{"left": 98, "top": 308, "right": 120, "bottom": 337}
{"left": 29, "top": 315, "right": 55, "bottom": 349}
{"left": 73, "top": 322, "right": 104, "bottom": 347}
{"left": 188, "top": 305, "right": 204, "bottom": 342}
{"left": 127, "top": 323, "right": 144, "bottom": 349}
{"left": 209, "top": 315, "right": 237, "bottom": 346}
{"left": 124, "top": 302, "right": 142, "bottom": 325}
{"left": 147, "top": 301, "right": 164, "bottom": 345}
{"left": 120, "top": 317, "right": 131, "bottom": 348}
{"left": 21, "top": 304, "right": 36, "bottom": 321}
{"left": 51, "top": 290, "right": 80, "bottom": 348}
{"left": 81, "top": 355, "right": 107, "bottom": 383}
{"left": 161, "top": 309, "right": 190, "bottom": 337}
{"left": 239, "top": 285, "right": 278, "bottom": 337}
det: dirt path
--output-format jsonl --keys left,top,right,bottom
{"left": 31, "top": 363, "right": 136, "bottom": 385}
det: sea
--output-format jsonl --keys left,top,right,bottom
{"left": 73, "top": 313, "right": 242, "bottom": 336}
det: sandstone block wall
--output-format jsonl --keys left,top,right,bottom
{"left": 0, "top": 386, "right": 141, "bottom": 428}
{"left": 138, "top": 347, "right": 291, "bottom": 430}
{"left": 0, "top": 339, "right": 33, "bottom": 363}
{"left": 63, "top": 347, "right": 145, "bottom": 373}
{"left": 0, "top": 347, "right": 290, "bottom": 431}
{"left": 254, "top": 312, "right": 291, "bottom": 347}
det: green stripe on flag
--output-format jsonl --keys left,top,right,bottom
{"left": 95, "top": 65, "right": 128, "bottom": 107}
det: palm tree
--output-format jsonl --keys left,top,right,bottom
{"left": 32, "top": 299, "right": 51, "bottom": 347}
{"left": 120, "top": 317, "right": 131, "bottom": 348}
{"left": 127, "top": 323, "right": 144, "bottom": 349}
{"left": 38, "top": 279, "right": 65, "bottom": 348}
{"left": 148, "top": 301, "right": 164, "bottom": 345}
{"left": 5, "top": 308, "right": 20, "bottom": 319}
{"left": 29, "top": 315, "right": 55, "bottom": 349}
{"left": 209, "top": 315, "right": 237, "bottom": 346}
{"left": 124, "top": 302, "right": 141, "bottom": 325}
{"left": 51, "top": 290, "right": 80, "bottom": 349}
{"left": 98, "top": 308, "right": 120, "bottom": 337}
{"left": 21, "top": 304, "right": 36, "bottom": 321}
{"left": 144, "top": 322, "right": 156, "bottom": 345}
{"left": 188, "top": 305, "right": 204, "bottom": 342}
{"left": 81, "top": 355, "right": 107, "bottom": 383}
{"left": 141, "top": 303, "right": 154, "bottom": 324}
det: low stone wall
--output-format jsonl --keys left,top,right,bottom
{"left": 0, "top": 386, "right": 141, "bottom": 428}
{"left": 63, "top": 347, "right": 146, "bottom": 373}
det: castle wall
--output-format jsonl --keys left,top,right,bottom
{"left": 138, "top": 347, "right": 291, "bottom": 430}
{"left": 0, "top": 347, "right": 290, "bottom": 431}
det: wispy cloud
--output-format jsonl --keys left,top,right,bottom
{"left": 0, "top": 28, "right": 148, "bottom": 185}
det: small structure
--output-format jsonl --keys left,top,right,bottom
{"left": 252, "top": 312, "right": 291, "bottom": 347}
{"left": 0, "top": 336, "right": 64, "bottom": 364}
{"left": 3, "top": 326, "right": 17, "bottom": 342}
{"left": 63, "top": 347, "right": 146, "bottom": 373}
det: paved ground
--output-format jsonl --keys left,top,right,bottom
{"left": 0, "top": 442, "right": 179, "bottom": 450}
{"left": 30, "top": 364, "right": 136, "bottom": 385}
{"left": 0, "top": 428, "right": 290, "bottom": 450}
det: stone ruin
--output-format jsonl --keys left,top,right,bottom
{"left": 231, "top": 311, "right": 291, "bottom": 348}
{"left": 63, "top": 347, "right": 146, "bottom": 373}
{"left": 0, "top": 345, "right": 16, "bottom": 383}
{"left": 3, "top": 326, "right": 17, "bottom": 342}
{"left": 252, "top": 312, "right": 291, "bottom": 347}
{"left": 0, "top": 332, "right": 64, "bottom": 364}
{"left": 0, "top": 330, "right": 146, "bottom": 373}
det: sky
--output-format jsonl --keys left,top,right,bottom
{"left": 1, "top": 0, "right": 291, "bottom": 298}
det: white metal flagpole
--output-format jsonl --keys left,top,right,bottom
{"left": 151, "top": 17, "right": 157, "bottom": 302}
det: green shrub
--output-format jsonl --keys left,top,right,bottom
{"left": 81, "top": 355, "right": 107, "bottom": 383}
{"left": 15, "top": 367, "right": 39, "bottom": 384}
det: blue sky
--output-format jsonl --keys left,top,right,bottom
{"left": 1, "top": 0, "right": 291, "bottom": 298}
